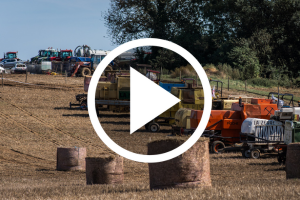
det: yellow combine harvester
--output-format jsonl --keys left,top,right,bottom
{"left": 95, "top": 75, "right": 130, "bottom": 113}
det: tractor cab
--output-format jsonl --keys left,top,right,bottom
{"left": 1, "top": 52, "right": 19, "bottom": 61}
{"left": 146, "top": 69, "right": 160, "bottom": 84}
{"left": 56, "top": 50, "right": 73, "bottom": 61}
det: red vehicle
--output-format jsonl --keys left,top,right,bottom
{"left": 0, "top": 52, "right": 19, "bottom": 61}
{"left": 56, "top": 50, "right": 73, "bottom": 61}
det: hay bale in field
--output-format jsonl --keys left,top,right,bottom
{"left": 286, "top": 143, "right": 300, "bottom": 179}
{"left": 56, "top": 147, "right": 86, "bottom": 171}
{"left": 86, "top": 155, "right": 123, "bottom": 185}
{"left": 148, "top": 138, "right": 211, "bottom": 190}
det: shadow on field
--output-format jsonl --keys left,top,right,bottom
{"left": 101, "top": 121, "right": 130, "bottom": 125}
{"left": 62, "top": 114, "right": 89, "bottom": 117}
{"left": 265, "top": 167, "right": 285, "bottom": 171}
{"left": 112, "top": 129, "right": 172, "bottom": 133}
{"left": 99, "top": 113, "right": 130, "bottom": 118}
{"left": 248, "top": 162, "right": 280, "bottom": 166}
{"left": 54, "top": 107, "right": 78, "bottom": 110}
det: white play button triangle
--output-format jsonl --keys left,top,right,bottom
{"left": 130, "top": 67, "right": 181, "bottom": 134}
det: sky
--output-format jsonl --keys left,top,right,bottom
{"left": 0, "top": 0, "right": 117, "bottom": 60}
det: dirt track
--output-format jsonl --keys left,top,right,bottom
{"left": 1, "top": 74, "right": 300, "bottom": 199}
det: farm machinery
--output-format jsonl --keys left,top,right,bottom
{"left": 172, "top": 97, "right": 279, "bottom": 153}
{"left": 30, "top": 48, "right": 59, "bottom": 64}
{"left": 69, "top": 70, "right": 130, "bottom": 111}
{"left": 0, "top": 51, "right": 19, "bottom": 61}
{"left": 55, "top": 49, "right": 73, "bottom": 62}
{"left": 144, "top": 79, "right": 237, "bottom": 133}
{"left": 240, "top": 99, "right": 300, "bottom": 160}
{"left": 69, "top": 45, "right": 112, "bottom": 77}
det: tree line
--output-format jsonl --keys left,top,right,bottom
{"left": 104, "top": 0, "right": 300, "bottom": 81}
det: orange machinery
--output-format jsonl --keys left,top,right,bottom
{"left": 189, "top": 98, "right": 278, "bottom": 153}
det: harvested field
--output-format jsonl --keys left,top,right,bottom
{"left": 1, "top": 74, "right": 300, "bottom": 199}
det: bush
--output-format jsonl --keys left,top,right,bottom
{"left": 170, "top": 65, "right": 196, "bottom": 78}
{"left": 232, "top": 69, "right": 241, "bottom": 80}
{"left": 247, "top": 77, "right": 292, "bottom": 88}
{"left": 217, "top": 63, "right": 232, "bottom": 76}
{"left": 247, "top": 78, "right": 273, "bottom": 87}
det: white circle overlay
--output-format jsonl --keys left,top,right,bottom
{"left": 88, "top": 38, "right": 212, "bottom": 163}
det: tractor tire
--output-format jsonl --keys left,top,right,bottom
{"left": 211, "top": 141, "right": 225, "bottom": 154}
{"left": 148, "top": 123, "right": 160, "bottom": 133}
{"left": 81, "top": 67, "right": 91, "bottom": 77}
{"left": 250, "top": 149, "right": 260, "bottom": 159}
{"left": 80, "top": 100, "right": 87, "bottom": 110}
{"left": 277, "top": 152, "right": 286, "bottom": 165}
{"left": 242, "top": 150, "right": 251, "bottom": 158}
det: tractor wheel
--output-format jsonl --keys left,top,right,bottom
{"left": 80, "top": 100, "right": 87, "bottom": 110}
{"left": 81, "top": 67, "right": 91, "bottom": 77}
{"left": 211, "top": 141, "right": 225, "bottom": 154}
{"left": 148, "top": 123, "right": 160, "bottom": 133}
{"left": 242, "top": 150, "right": 251, "bottom": 158}
{"left": 277, "top": 152, "right": 286, "bottom": 165}
{"left": 250, "top": 149, "right": 260, "bottom": 159}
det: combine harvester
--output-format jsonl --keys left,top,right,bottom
{"left": 69, "top": 70, "right": 130, "bottom": 111}
{"left": 172, "top": 95, "right": 282, "bottom": 153}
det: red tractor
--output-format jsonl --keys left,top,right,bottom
{"left": 0, "top": 51, "right": 19, "bottom": 61}
{"left": 56, "top": 50, "right": 73, "bottom": 62}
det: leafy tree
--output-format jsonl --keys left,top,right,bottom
{"left": 104, "top": 0, "right": 205, "bottom": 61}
{"left": 228, "top": 38, "right": 260, "bottom": 80}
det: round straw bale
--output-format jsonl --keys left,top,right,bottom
{"left": 286, "top": 143, "right": 300, "bottom": 179}
{"left": 86, "top": 155, "right": 123, "bottom": 185}
{"left": 148, "top": 138, "right": 211, "bottom": 190}
{"left": 56, "top": 147, "right": 86, "bottom": 171}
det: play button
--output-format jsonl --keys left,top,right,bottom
{"left": 88, "top": 38, "right": 212, "bottom": 163}
{"left": 130, "top": 67, "right": 180, "bottom": 134}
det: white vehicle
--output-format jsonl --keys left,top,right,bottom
{"left": 11, "top": 63, "right": 27, "bottom": 74}
{"left": 0, "top": 64, "right": 6, "bottom": 73}
{"left": 1, "top": 58, "right": 18, "bottom": 69}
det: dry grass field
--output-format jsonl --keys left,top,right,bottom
{"left": 1, "top": 73, "right": 300, "bottom": 199}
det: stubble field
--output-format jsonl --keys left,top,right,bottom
{"left": 0, "top": 74, "right": 300, "bottom": 199}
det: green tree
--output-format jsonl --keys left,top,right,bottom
{"left": 228, "top": 38, "right": 260, "bottom": 80}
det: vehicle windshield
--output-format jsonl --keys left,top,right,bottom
{"left": 91, "top": 55, "right": 106, "bottom": 64}
{"left": 6, "top": 53, "right": 16, "bottom": 59}
{"left": 39, "top": 50, "right": 58, "bottom": 57}
{"left": 52, "top": 52, "right": 58, "bottom": 57}
{"left": 62, "top": 51, "right": 72, "bottom": 58}
{"left": 39, "top": 50, "right": 47, "bottom": 57}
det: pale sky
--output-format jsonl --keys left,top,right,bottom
{"left": 0, "top": 0, "right": 117, "bottom": 60}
